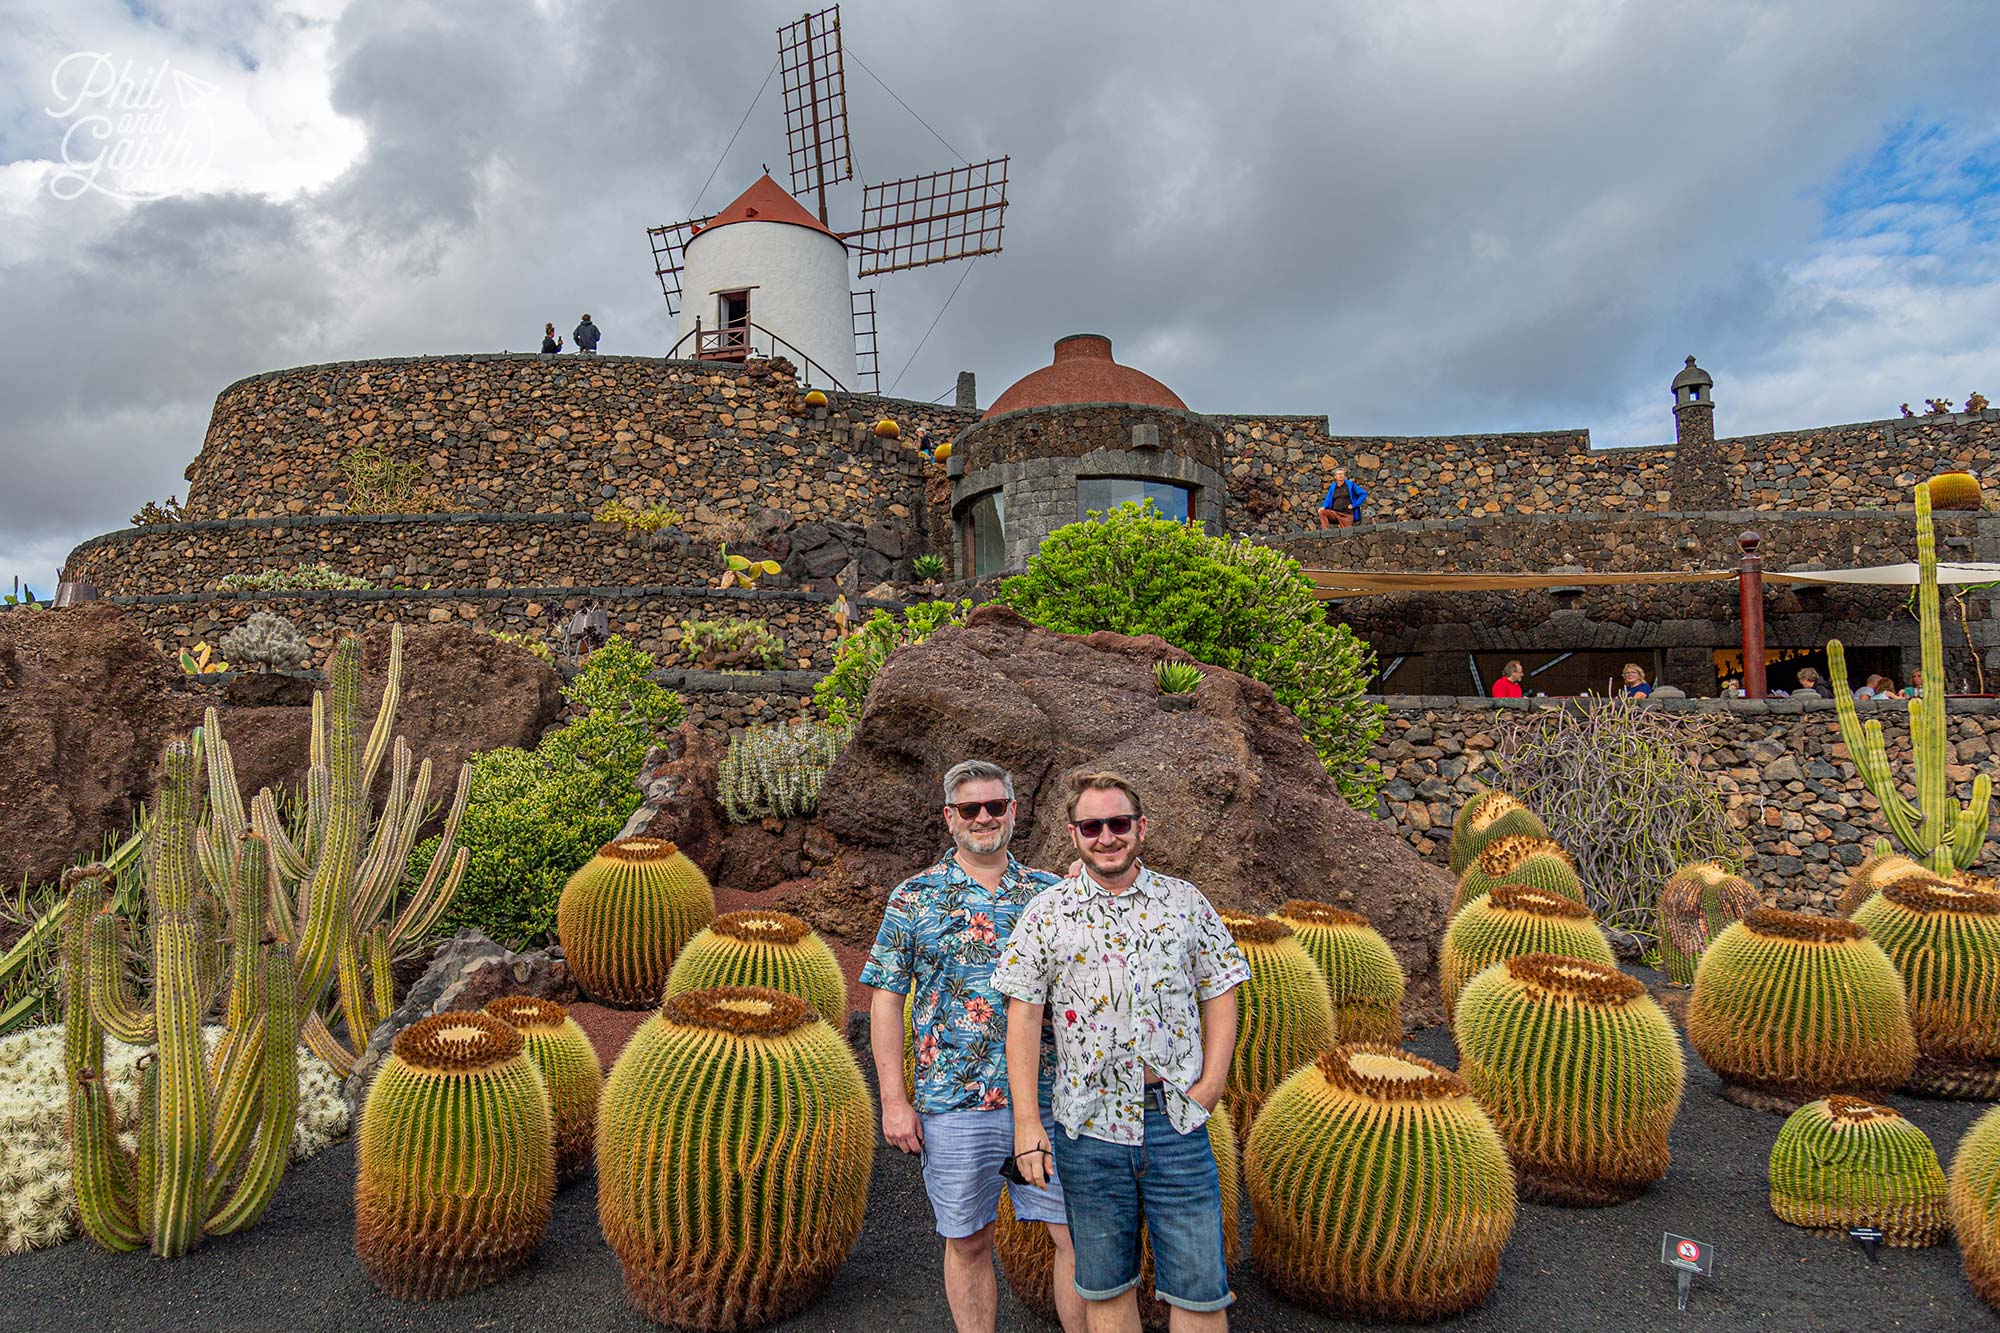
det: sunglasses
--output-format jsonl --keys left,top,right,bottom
{"left": 1070, "top": 815, "right": 1137, "bottom": 838}
{"left": 950, "top": 798, "right": 1012, "bottom": 820}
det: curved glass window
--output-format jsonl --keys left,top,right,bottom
{"left": 1077, "top": 477, "right": 1191, "bottom": 522}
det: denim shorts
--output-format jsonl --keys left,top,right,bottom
{"left": 919, "top": 1103, "right": 1066, "bottom": 1238}
{"left": 1049, "top": 1107, "right": 1232, "bottom": 1312}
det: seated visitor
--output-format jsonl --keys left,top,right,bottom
{"left": 1620, "top": 663, "right": 1653, "bottom": 697}
{"left": 1719, "top": 677, "right": 1745, "bottom": 698}
{"left": 1902, "top": 668, "right": 1924, "bottom": 697}
{"left": 1794, "top": 667, "right": 1822, "bottom": 694}
{"left": 1854, "top": 674, "right": 1883, "bottom": 701}
{"left": 1316, "top": 466, "right": 1369, "bottom": 529}
{"left": 1491, "top": 660, "right": 1525, "bottom": 698}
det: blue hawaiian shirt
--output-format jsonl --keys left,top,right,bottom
{"left": 860, "top": 852, "right": 1060, "bottom": 1114}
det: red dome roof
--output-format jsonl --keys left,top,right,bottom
{"left": 690, "top": 174, "right": 844, "bottom": 245}
{"left": 983, "top": 334, "right": 1187, "bottom": 418}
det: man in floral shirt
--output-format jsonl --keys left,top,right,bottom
{"left": 994, "top": 770, "right": 1250, "bottom": 1330}
{"left": 862, "top": 760, "right": 1085, "bottom": 1333}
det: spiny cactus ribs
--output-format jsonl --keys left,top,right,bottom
{"left": 1928, "top": 470, "right": 1984, "bottom": 512}
{"left": 1657, "top": 862, "right": 1761, "bottom": 986}
{"left": 557, "top": 837, "right": 716, "bottom": 1007}
{"left": 1219, "top": 915, "right": 1336, "bottom": 1135}
{"left": 1854, "top": 876, "right": 2000, "bottom": 1098}
{"left": 664, "top": 909, "right": 848, "bottom": 1028}
{"left": 1769, "top": 1096, "right": 1947, "bottom": 1247}
{"left": 1836, "top": 850, "right": 1925, "bottom": 917}
{"left": 1452, "top": 836, "right": 1581, "bottom": 913}
{"left": 483, "top": 996, "right": 604, "bottom": 1186}
{"left": 1440, "top": 882, "right": 1614, "bottom": 1021}
{"left": 1272, "top": 900, "right": 1405, "bottom": 1045}
{"left": 1953, "top": 1105, "right": 2000, "bottom": 1312}
{"left": 1448, "top": 791, "right": 1548, "bottom": 875}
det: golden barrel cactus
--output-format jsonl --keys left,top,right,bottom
{"left": 1271, "top": 900, "right": 1406, "bottom": 1044}
{"left": 483, "top": 996, "right": 604, "bottom": 1186}
{"left": 355, "top": 1012, "right": 555, "bottom": 1300}
{"left": 1769, "top": 1096, "right": 1947, "bottom": 1246}
{"left": 597, "top": 986, "right": 873, "bottom": 1330}
{"left": 557, "top": 838, "right": 716, "bottom": 1007}
{"left": 664, "top": 909, "right": 847, "bottom": 1028}
{"left": 1247, "top": 1045, "right": 1515, "bottom": 1321}
{"left": 1928, "top": 470, "right": 1983, "bottom": 511}
{"left": 1656, "top": 862, "right": 1761, "bottom": 986}
{"left": 1686, "top": 908, "right": 1916, "bottom": 1112}
{"left": 1455, "top": 955, "right": 1685, "bottom": 1205}
{"left": 1452, "top": 837, "right": 1582, "bottom": 913}
{"left": 1440, "top": 883, "right": 1615, "bottom": 1022}
{"left": 1218, "top": 915, "right": 1337, "bottom": 1133}
{"left": 1836, "top": 849, "right": 1927, "bottom": 917}
{"left": 1952, "top": 1104, "right": 2000, "bottom": 1311}
{"left": 1448, "top": 791, "right": 1548, "bottom": 875}
{"left": 1853, "top": 876, "right": 2000, "bottom": 1098}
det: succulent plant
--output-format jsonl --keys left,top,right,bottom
{"left": 997, "top": 1104, "right": 1241, "bottom": 1330}
{"left": 1656, "top": 861, "right": 1761, "bottom": 985}
{"left": 1455, "top": 954, "right": 1685, "bottom": 1205}
{"left": 1218, "top": 915, "right": 1337, "bottom": 1134}
{"left": 1928, "top": 471, "right": 1983, "bottom": 511}
{"left": 1440, "top": 883, "right": 1615, "bottom": 1021}
{"left": 218, "top": 611, "right": 312, "bottom": 671}
{"left": 1448, "top": 791, "right": 1548, "bottom": 875}
{"left": 677, "top": 618, "right": 784, "bottom": 671}
{"left": 355, "top": 1012, "right": 554, "bottom": 1299}
{"left": 1769, "top": 1096, "right": 1947, "bottom": 1246}
{"left": 1451, "top": 836, "right": 1582, "bottom": 914}
{"left": 1246, "top": 1044, "right": 1516, "bottom": 1321}
{"left": 1270, "top": 900, "right": 1405, "bottom": 1044}
{"left": 557, "top": 837, "right": 716, "bottom": 1007}
{"left": 1853, "top": 875, "right": 2000, "bottom": 1098}
{"left": 716, "top": 720, "right": 852, "bottom": 823}
{"left": 482, "top": 996, "right": 603, "bottom": 1186}
{"left": 663, "top": 910, "right": 847, "bottom": 1028}
{"left": 1952, "top": 1105, "right": 2000, "bottom": 1310}
{"left": 1153, "top": 660, "right": 1206, "bottom": 695}
{"left": 1837, "top": 848, "right": 1931, "bottom": 917}
{"left": 1686, "top": 908, "right": 1917, "bottom": 1112}
{"left": 911, "top": 553, "right": 946, "bottom": 581}
{"left": 598, "top": 986, "right": 873, "bottom": 1329}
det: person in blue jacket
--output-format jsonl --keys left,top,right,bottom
{"left": 1317, "top": 466, "right": 1369, "bottom": 528}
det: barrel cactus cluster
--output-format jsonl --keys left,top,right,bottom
{"left": 1853, "top": 876, "right": 2000, "bottom": 1097}
{"left": 1270, "top": 900, "right": 1406, "bottom": 1044}
{"left": 1448, "top": 791, "right": 1548, "bottom": 875}
{"left": 1954, "top": 1106, "right": 2000, "bottom": 1311}
{"left": 1218, "top": 915, "right": 1337, "bottom": 1133}
{"left": 483, "top": 996, "right": 603, "bottom": 1185}
{"left": 1452, "top": 836, "right": 1582, "bottom": 913}
{"left": 597, "top": 985, "right": 873, "bottom": 1329}
{"left": 557, "top": 838, "right": 717, "bottom": 1007}
{"left": 664, "top": 909, "right": 848, "bottom": 1027}
{"left": 1656, "top": 861, "right": 1760, "bottom": 986}
{"left": 1440, "top": 883, "right": 1615, "bottom": 1021}
{"left": 1768, "top": 1097, "right": 1947, "bottom": 1246}
{"left": 1455, "top": 954, "right": 1685, "bottom": 1205}
{"left": 1686, "top": 908, "right": 1916, "bottom": 1112}
{"left": 1837, "top": 848, "right": 1926, "bottom": 917}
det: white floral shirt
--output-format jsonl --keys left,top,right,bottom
{"left": 992, "top": 863, "right": 1250, "bottom": 1144}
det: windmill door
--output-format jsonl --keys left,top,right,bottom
{"left": 714, "top": 290, "right": 751, "bottom": 361}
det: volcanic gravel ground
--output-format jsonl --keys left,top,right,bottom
{"left": 6, "top": 990, "right": 1994, "bottom": 1332}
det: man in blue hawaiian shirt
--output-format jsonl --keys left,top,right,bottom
{"left": 863, "top": 759, "right": 1086, "bottom": 1333}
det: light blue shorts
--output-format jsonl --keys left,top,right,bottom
{"left": 919, "top": 1103, "right": 1067, "bottom": 1238}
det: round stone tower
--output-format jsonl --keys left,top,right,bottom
{"left": 1672, "top": 355, "right": 1715, "bottom": 447}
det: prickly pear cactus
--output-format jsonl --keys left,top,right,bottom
{"left": 664, "top": 910, "right": 847, "bottom": 1027}
{"left": 1448, "top": 791, "right": 1548, "bottom": 875}
{"left": 1455, "top": 954, "right": 1685, "bottom": 1205}
{"left": 1218, "top": 915, "right": 1337, "bottom": 1135}
{"left": 1452, "top": 836, "right": 1582, "bottom": 914}
{"left": 1271, "top": 901, "right": 1405, "bottom": 1045}
{"left": 1854, "top": 876, "right": 2000, "bottom": 1098}
{"left": 483, "top": 996, "right": 604, "bottom": 1186}
{"left": 1952, "top": 1104, "right": 2000, "bottom": 1311}
{"left": 557, "top": 838, "right": 716, "bottom": 1007}
{"left": 355, "top": 1012, "right": 555, "bottom": 1300}
{"left": 1656, "top": 862, "right": 1761, "bottom": 985}
{"left": 1769, "top": 1096, "right": 1947, "bottom": 1246}
{"left": 1440, "top": 883, "right": 1615, "bottom": 1022}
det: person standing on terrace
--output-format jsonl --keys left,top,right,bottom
{"left": 1316, "top": 466, "right": 1368, "bottom": 529}
{"left": 1491, "top": 660, "right": 1526, "bottom": 698}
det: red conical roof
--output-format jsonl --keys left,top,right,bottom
{"left": 691, "top": 174, "right": 844, "bottom": 245}
{"left": 984, "top": 335, "right": 1187, "bottom": 419}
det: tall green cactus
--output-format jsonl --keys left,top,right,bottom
{"left": 63, "top": 740, "right": 300, "bottom": 1258}
{"left": 1828, "top": 482, "right": 1994, "bottom": 873}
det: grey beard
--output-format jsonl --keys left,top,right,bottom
{"left": 953, "top": 826, "right": 1012, "bottom": 856}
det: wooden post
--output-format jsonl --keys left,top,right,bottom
{"left": 1739, "top": 531, "right": 1767, "bottom": 699}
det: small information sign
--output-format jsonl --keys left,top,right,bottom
{"left": 1850, "top": 1226, "right": 1884, "bottom": 1263}
{"left": 1660, "top": 1233, "right": 1714, "bottom": 1310}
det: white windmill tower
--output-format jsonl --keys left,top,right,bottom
{"left": 649, "top": 6, "right": 1009, "bottom": 393}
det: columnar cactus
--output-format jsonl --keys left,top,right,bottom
{"left": 598, "top": 986, "right": 873, "bottom": 1330}
{"left": 1686, "top": 908, "right": 1917, "bottom": 1112}
{"left": 63, "top": 741, "right": 300, "bottom": 1259}
{"left": 1455, "top": 954, "right": 1685, "bottom": 1205}
{"left": 355, "top": 1012, "right": 554, "bottom": 1299}
{"left": 1440, "top": 884, "right": 1615, "bottom": 1022}
{"left": 1836, "top": 848, "right": 1925, "bottom": 918}
{"left": 664, "top": 909, "right": 847, "bottom": 1027}
{"left": 1218, "top": 915, "right": 1337, "bottom": 1133}
{"left": 1271, "top": 901, "right": 1405, "bottom": 1045}
{"left": 1828, "top": 482, "right": 1993, "bottom": 873}
{"left": 1247, "top": 1045, "right": 1516, "bottom": 1321}
{"left": 1952, "top": 1105, "right": 2000, "bottom": 1311}
{"left": 1656, "top": 862, "right": 1761, "bottom": 986}
{"left": 1853, "top": 876, "right": 2000, "bottom": 1098}
{"left": 558, "top": 838, "right": 716, "bottom": 1007}
{"left": 1452, "top": 836, "right": 1582, "bottom": 913}
{"left": 1769, "top": 1096, "right": 1947, "bottom": 1246}
{"left": 483, "top": 996, "right": 604, "bottom": 1185}
{"left": 1448, "top": 791, "right": 1548, "bottom": 875}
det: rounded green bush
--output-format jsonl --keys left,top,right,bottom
{"left": 1448, "top": 791, "right": 1548, "bottom": 876}
{"left": 1854, "top": 877, "right": 2000, "bottom": 1097}
{"left": 1440, "top": 883, "right": 1614, "bottom": 1022}
{"left": 1769, "top": 1096, "right": 1946, "bottom": 1246}
{"left": 664, "top": 909, "right": 847, "bottom": 1028}
{"left": 1656, "top": 861, "right": 1760, "bottom": 986}
{"left": 1951, "top": 1104, "right": 2000, "bottom": 1311}
{"left": 1452, "top": 836, "right": 1582, "bottom": 914}
{"left": 1219, "top": 915, "right": 1337, "bottom": 1134}
{"left": 556, "top": 838, "right": 716, "bottom": 1007}
{"left": 483, "top": 996, "right": 604, "bottom": 1186}
{"left": 1271, "top": 900, "right": 1405, "bottom": 1045}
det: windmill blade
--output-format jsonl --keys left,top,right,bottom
{"left": 777, "top": 6, "right": 853, "bottom": 210}
{"left": 646, "top": 215, "right": 712, "bottom": 316}
{"left": 845, "top": 156, "right": 1009, "bottom": 278}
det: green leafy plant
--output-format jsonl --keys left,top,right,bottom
{"left": 813, "top": 600, "right": 972, "bottom": 727}
{"left": 131, "top": 496, "right": 188, "bottom": 525}
{"left": 911, "top": 554, "right": 946, "bottom": 581}
{"left": 488, "top": 629, "right": 555, "bottom": 664}
{"left": 718, "top": 719, "right": 854, "bottom": 823}
{"left": 594, "top": 498, "right": 683, "bottom": 534}
{"left": 718, "top": 544, "right": 782, "bottom": 590}
{"left": 218, "top": 613, "right": 312, "bottom": 671}
{"left": 217, "top": 562, "right": 374, "bottom": 592}
{"left": 177, "top": 642, "right": 229, "bottom": 675}
{"left": 1154, "top": 660, "right": 1206, "bottom": 695}
{"left": 678, "top": 617, "right": 785, "bottom": 671}
{"left": 999, "top": 501, "right": 1383, "bottom": 809}
{"left": 341, "top": 445, "right": 447, "bottom": 515}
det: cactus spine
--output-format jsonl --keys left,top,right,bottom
{"left": 1271, "top": 900, "right": 1406, "bottom": 1045}
{"left": 558, "top": 838, "right": 716, "bottom": 1007}
{"left": 598, "top": 987, "right": 873, "bottom": 1330}
{"left": 1656, "top": 862, "right": 1760, "bottom": 985}
{"left": 1452, "top": 836, "right": 1582, "bottom": 913}
{"left": 355, "top": 1012, "right": 554, "bottom": 1299}
{"left": 1440, "top": 884, "right": 1614, "bottom": 1022}
{"left": 1686, "top": 908, "right": 1917, "bottom": 1112}
{"left": 664, "top": 910, "right": 847, "bottom": 1027}
{"left": 1247, "top": 1045, "right": 1516, "bottom": 1321}
{"left": 1837, "top": 847, "right": 1923, "bottom": 917}
{"left": 63, "top": 741, "right": 299, "bottom": 1258}
{"left": 1218, "top": 915, "right": 1337, "bottom": 1134}
{"left": 1953, "top": 1105, "right": 2000, "bottom": 1311}
{"left": 1769, "top": 1097, "right": 1947, "bottom": 1246}
{"left": 483, "top": 996, "right": 603, "bottom": 1185}
{"left": 1853, "top": 876, "right": 2000, "bottom": 1097}
{"left": 1448, "top": 791, "right": 1548, "bottom": 875}
{"left": 1828, "top": 482, "right": 1993, "bottom": 873}
{"left": 1455, "top": 954, "right": 1685, "bottom": 1205}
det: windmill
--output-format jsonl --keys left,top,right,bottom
{"left": 648, "top": 6, "right": 1009, "bottom": 393}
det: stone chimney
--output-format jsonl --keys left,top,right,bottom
{"left": 955, "top": 371, "right": 977, "bottom": 412}
{"left": 1672, "top": 355, "right": 1715, "bottom": 447}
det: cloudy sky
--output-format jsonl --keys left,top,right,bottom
{"left": 2, "top": 0, "right": 1996, "bottom": 591}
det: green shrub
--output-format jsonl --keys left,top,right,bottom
{"left": 679, "top": 618, "right": 785, "bottom": 671}
{"left": 814, "top": 600, "right": 971, "bottom": 726}
{"left": 999, "top": 502, "right": 1382, "bottom": 808}
{"left": 424, "top": 638, "right": 684, "bottom": 946}
{"left": 217, "top": 562, "right": 374, "bottom": 592}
